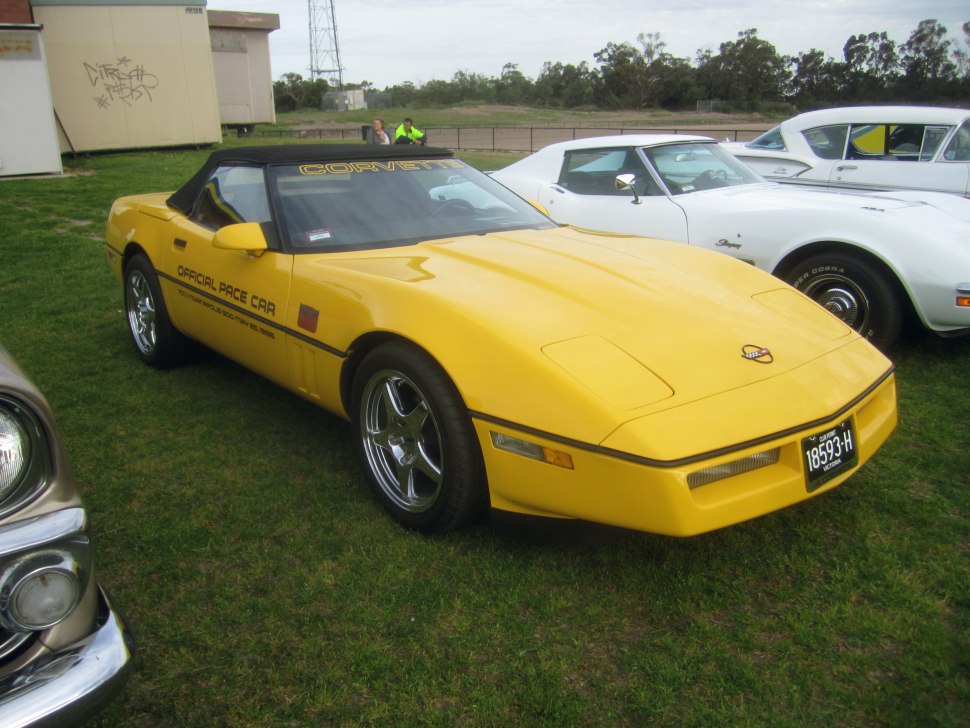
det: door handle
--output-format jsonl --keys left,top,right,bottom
{"left": 835, "top": 164, "right": 858, "bottom": 172}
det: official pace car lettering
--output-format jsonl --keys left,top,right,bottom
{"left": 176, "top": 288, "right": 276, "bottom": 341}
{"left": 298, "top": 159, "right": 465, "bottom": 175}
{"left": 176, "top": 265, "right": 277, "bottom": 316}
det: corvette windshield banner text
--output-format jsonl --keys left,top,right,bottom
{"left": 298, "top": 159, "right": 465, "bottom": 175}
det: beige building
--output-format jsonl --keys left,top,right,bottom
{"left": 1, "top": 1, "right": 278, "bottom": 166}
{"left": 31, "top": 0, "right": 221, "bottom": 152}
{"left": 208, "top": 9, "right": 278, "bottom": 133}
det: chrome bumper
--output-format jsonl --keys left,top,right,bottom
{"left": 0, "top": 586, "right": 135, "bottom": 728}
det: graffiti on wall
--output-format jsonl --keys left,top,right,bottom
{"left": 84, "top": 57, "right": 159, "bottom": 108}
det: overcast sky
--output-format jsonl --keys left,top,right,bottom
{"left": 205, "top": 0, "right": 968, "bottom": 88}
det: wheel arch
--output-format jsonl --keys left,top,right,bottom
{"left": 339, "top": 331, "right": 440, "bottom": 418}
{"left": 771, "top": 240, "right": 918, "bottom": 323}
{"left": 121, "top": 242, "right": 152, "bottom": 271}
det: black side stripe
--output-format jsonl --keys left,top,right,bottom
{"left": 470, "top": 366, "right": 894, "bottom": 469}
{"left": 156, "top": 271, "right": 348, "bottom": 358}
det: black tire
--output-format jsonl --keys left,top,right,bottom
{"left": 785, "top": 251, "right": 904, "bottom": 350}
{"left": 123, "top": 254, "right": 190, "bottom": 368}
{"left": 351, "top": 341, "right": 487, "bottom": 533}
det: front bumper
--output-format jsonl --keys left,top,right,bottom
{"left": 478, "top": 365, "right": 897, "bottom": 536}
{"left": 0, "top": 585, "right": 134, "bottom": 728}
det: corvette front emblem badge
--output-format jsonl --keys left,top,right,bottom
{"left": 741, "top": 345, "right": 774, "bottom": 363}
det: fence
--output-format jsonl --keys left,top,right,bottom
{"left": 249, "top": 125, "right": 768, "bottom": 152}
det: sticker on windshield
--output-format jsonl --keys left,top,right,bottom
{"left": 306, "top": 228, "right": 332, "bottom": 243}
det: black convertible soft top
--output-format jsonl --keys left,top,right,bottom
{"left": 166, "top": 144, "right": 456, "bottom": 215}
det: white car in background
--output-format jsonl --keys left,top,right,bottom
{"left": 490, "top": 135, "right": 970, "bottom": 350}
{"left": 723, "top": 106, "right": 970, "bottom": 197}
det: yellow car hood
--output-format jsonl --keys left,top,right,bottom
{"left": 318, "top": 226, "right": 886, "bottom": 456}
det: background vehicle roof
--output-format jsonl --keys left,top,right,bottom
{"left": 168, "top": 144, "right": 455, "bottom": 215}
{"left": 539, "top": 135, "right": 714, "bottom": 151}
{"left": 784, "top": 106, "right": 970, "bottom": 128}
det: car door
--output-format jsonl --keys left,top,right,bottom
{"left": 833, "top": 157, "right": 970, "bottom": 194}
{"left": 535, "top": 147, "right": 689, "bottom": 242}
{"left": 163, "top": 164, "right": 292, "bottom": 386}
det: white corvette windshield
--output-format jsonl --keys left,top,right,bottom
{"left": 269, "top": 158, "right": 554, "bottom": 251}
{"left": 642, "top": 143, "right": 765, "bottom": 195}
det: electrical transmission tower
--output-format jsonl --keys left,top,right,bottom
{"left": 308, "top": 0, "right": 343, "bottom": 87}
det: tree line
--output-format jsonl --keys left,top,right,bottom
{"left": 274, "top": 19, "right": 970, "bottom": 113}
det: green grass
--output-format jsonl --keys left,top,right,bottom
{"left": 0, "top": 140, "right": 967, "bottom": 727}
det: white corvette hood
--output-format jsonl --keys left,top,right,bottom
{"left": 676, "top": 183, "right": 970, "bottom": 248}
{"left": 684, "top": 183, "right": 936, "bottom": 215}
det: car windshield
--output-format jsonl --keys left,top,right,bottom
{"left": 746, "top": 126, "right": 786, "bottom": 150}
{"left": 641, "top": 142, "right": 765, "bottom": 195}
{"left": 268, "top": 157, "right": 555, "bottom": 251}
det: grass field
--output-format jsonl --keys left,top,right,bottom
{"left": 0, "top": 136, "right": 967, "bottom": 726}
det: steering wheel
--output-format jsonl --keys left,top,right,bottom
{"left": 431, "top": 198, "right": 474, "bottom": 217}
{"left": 690, "top": 169, "right": 729, "bottom": 190}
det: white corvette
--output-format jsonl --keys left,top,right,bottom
{"left": 723, "top": 106, "right": 970, "bottom": 197}
{"left": 490, "top": 135, "right": 970, "bottom": 349}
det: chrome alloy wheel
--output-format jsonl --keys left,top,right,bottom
{"left": 801, "top": 273, "right": 870, "bottom": 331}
{"left": 125, "top": 268, "right": 157, "bottom": 356}
{"left": 359, "top": 369, "right": 444, "bottom": 513}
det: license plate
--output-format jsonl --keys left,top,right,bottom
{"left": 802, "top": 418, "right": 858, "bottom": 491}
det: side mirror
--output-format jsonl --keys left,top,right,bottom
{"left": 614, "top": 174, "right": 642, "bottom": 205}
{"left": 213, "top": 222, "right": 268, "bottom": 257}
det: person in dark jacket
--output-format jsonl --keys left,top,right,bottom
{"left": 366, "top": 117, "right": 393, "bottom": 145}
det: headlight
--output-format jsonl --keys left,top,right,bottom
{"left": 0, "top": 406, "right": 30, "bottom": 504}
{"left": 0, "top": 396, "right": 48, "bottom": 513}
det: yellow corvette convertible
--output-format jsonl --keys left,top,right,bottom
{"left": 104, "top": 145, "right": 897, "bottom": 536}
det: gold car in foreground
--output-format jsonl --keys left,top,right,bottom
{"left": 0, "top": 345, "right": 134, "bottom": 726}
{"left": 104, "top": 145, "right": 897, "bottom": 536}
